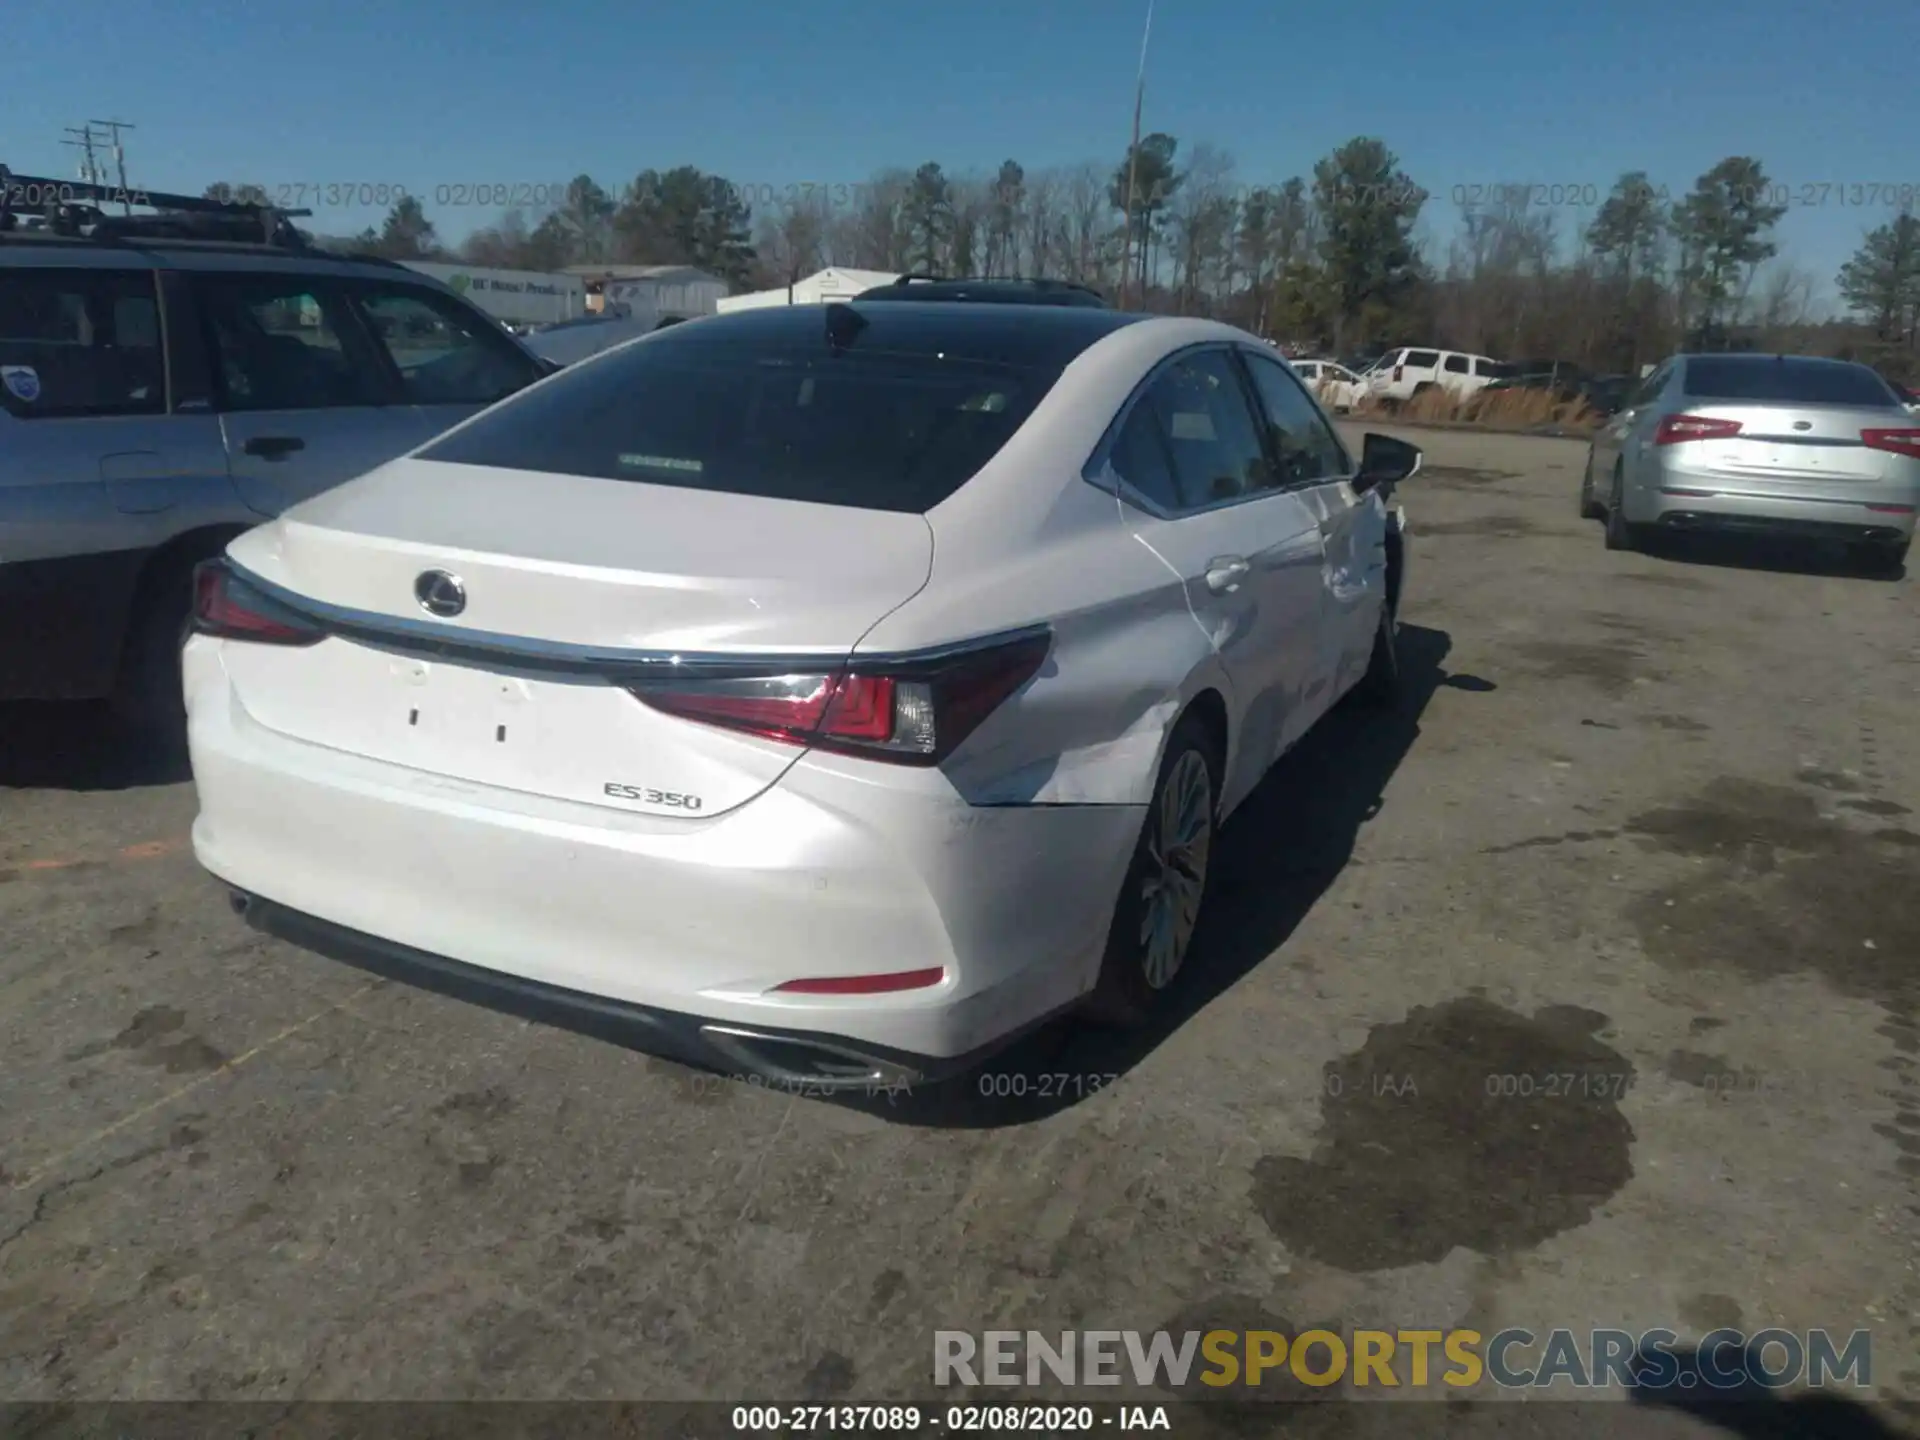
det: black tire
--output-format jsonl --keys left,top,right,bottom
{"left": 1603, "top": 465, "right": 1637, "bottom": 552}
{"left": 1352, "top": 597, "right": 1403, "bottom": 710}
{"left": 110, "top": 552, "right": 197, "bottom": 742}
{"left": 1086, "top": 715, "right": 1221, "bottom": 1027}
{"left": 1578, "top": 451, "right": 1605, "bottom": 520}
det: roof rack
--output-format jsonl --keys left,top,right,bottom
{"left": 0, "top": 166, "right": 314, "bottom": 249}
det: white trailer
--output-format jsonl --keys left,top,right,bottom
{"left": 402, "top": 263, "right": 588, "bottom": 328}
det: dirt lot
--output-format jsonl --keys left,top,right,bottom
{"left": 1, "top": 423, "right": 1916, "bottom": 1432}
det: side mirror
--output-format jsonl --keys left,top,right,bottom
{"left": 1354, "top": 433, "right": 1421, "bottom": 495}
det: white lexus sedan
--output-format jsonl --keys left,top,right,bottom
{"left": 185, "top": 301, "right": 1419, "bottom": 1091}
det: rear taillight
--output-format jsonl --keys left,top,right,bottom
{"left": 1393, "top": 364, "right": 1404, "bottom": 382}
{"left": 628, "top": 630, "right": 1051, "bottom": 766}
{"left": 1653, "top": 414, "right": 1743, "bottom": 446}
{"left": 190, "top": 560, "right": 324, "bottom": 646}
{"left": 1862, "top": 427, "right": 1920, "bottom": 460}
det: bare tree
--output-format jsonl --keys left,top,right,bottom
{"left": 1165, "top": 144, "right": 1237, "bottom": 315}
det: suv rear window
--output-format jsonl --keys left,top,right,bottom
{"left": 1682, "top": 357, "right": 1896, "bottom": 408}
{"left": 419, "top": 337, "right": 1050, "bottom": 513}
{"left": 1404, "top": 350, "right": 1439, "bottom": 368}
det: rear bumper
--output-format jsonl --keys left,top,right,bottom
{"left": 1635, "top": 463, "right": 1917, "bottom": 544}
{"left": 224, "top": 889, "right": 1052, "bottom": 1091}
{"left": 186, "top": 637, "right": 1142, "bottom": 1072}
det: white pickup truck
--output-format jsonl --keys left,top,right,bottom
{"left": 1366, "top": 347, "right": 1514, "bottom": 403}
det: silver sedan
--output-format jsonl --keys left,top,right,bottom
{"left": 1583, "top": 353, "right": 1918, "bottom": 573}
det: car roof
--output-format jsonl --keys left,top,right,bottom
{"left": 1675, "top": 351, "right": 1871, "bottom": 372}
{"left": 0, "top": 234, "right": 432, "bottom": 283}
{"left": 655, "top": 300, "right": 1148, "bottom": 370}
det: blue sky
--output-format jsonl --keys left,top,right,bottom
{"left": 5, "top": 0, "right": 1914, "bottom": 308}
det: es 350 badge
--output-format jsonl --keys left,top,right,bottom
{"left": 1, "top": 365, "right": 42, "bottom": 404}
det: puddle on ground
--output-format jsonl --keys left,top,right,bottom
{"left": 1624, "top": 777, "right": 1919, "bottom": 1001}
{"left": 1250, "top": 998, "right": 1635, "bottom": 1271}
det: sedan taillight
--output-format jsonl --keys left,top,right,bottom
{"left": 1653, "top": 414, "right": 1744, "bottom": 446}
{"left": 627, "top": 630, "right": 1051, "bottom": 767}
{"left": 1861, "top": 427, "right": 1920, "bottom": 460}
{"left": 190, "top": 560, "right": 325, "bottom": 646}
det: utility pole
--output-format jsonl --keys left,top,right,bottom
{"left": 62, "top": 125, "right": 103, "bottom": 191}
{"left": 1118, "top": 0, "right": 1153, "bottom": 311}
{"left": 89, "top": 119, "right": 137, "bottom": 212}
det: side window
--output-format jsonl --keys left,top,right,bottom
{"left": 0, "top": 268, "right": 164, "bottom": 419}
{"left": 1443, "top": 354, "right": 1470, "bottom": 374}
{"left": 1404, "top": 349, "right": 1440, "bottom": 370}
{"left": 1107, "top": 401, "right": 1182, "bottom": 512}
{"left": 1242, "top": 352, "right": 1352, "bottom": 486}
{"left": 196, "top": 275, "right": 386, "bottom": 411}
{"left": 1140, "top": 350, "right": 1274, "bottom": 508}
{"left": 351, "top": 286, "right": 540, "bottom": 406}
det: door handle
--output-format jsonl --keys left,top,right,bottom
{"left": 243, "top": 435, "right": 306, "bottom": 461}
{"left": 1204, "top": 557, "right": 1250, "bottom": 593}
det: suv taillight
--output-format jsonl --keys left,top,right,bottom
{"left": 1862, "top": 427, "right": 1920, "bottom": 460}
{"left": 628, "top": 630, "right": 1051, "bottom": 767}
{"left": 1653, "top": 414, "right": 1743, "bottom": 446}
{"left": 190, "top": 560, "right": 325, "bottom": 646}
{"left": 1393, "top": 364, "right": 1404, "bottom": 382}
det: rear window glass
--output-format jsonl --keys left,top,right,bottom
{"left": 419, "top": 339, "right": 1051, "bottom": 513}
{"left": 1479, "top": 360, "right": 1517, "bottom": 379}
{"left": 1404, "top": 350, "right": 1439, "bottom": 368}
{"left": 1682, "top": 358, "right": 1896, "bottom": 407}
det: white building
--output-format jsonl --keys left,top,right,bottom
{"left": 715, "top": 267, "right": 902, "bottom": 313}
{"left": 401, "top": 263, "right": 586, "bottom": 327}
{"left": 566, "top": 265, "right": 727, "bottom": 319}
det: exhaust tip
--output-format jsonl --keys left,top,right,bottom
{"left": 698, "top": 1025, "right": 921, "bottom": 1092}
{"left": 228, "top": 890, "right": 252, "bottom": 918}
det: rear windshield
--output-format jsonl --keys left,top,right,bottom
{"left": 1479, "top": 361, "right": 1518, "bottom": 379}
{"left": 419, "top": 338, "right": 1050, "bottom": 513}
{"left": 1682, "top": 357, "right": 1896, "bottom": 408}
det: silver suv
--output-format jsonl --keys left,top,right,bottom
{"left": 0, "top": 175, "right": 552, "bottom": 728}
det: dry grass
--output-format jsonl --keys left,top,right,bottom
{"left": 1349, "top": 384, "right": 1602, "bottom": 434}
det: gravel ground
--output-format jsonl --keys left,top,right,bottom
{"left": 1, "top": 422, "right": 1915, "bottom": 1435}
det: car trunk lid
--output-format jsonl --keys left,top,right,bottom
{"left": 218, "top": 457, "right": 934, "bottom": 816}
{"left": 1670, "top": 404, "right": 1906, "bottom": 488}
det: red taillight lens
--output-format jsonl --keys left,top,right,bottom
{"left": 190, "top": 561, "right": 324, "bottom": 646}
{"left": 1654, "top": 414, "right": 1744, "bottom": 446}
{"left": 629, "top": 630, "right": 1050, "bottom": 766}
{"left": 774, "top": 967, "right": 946, "bottom": 995}
{"left": 1862, "top": 427, "right": 1920, "bottom": 460}
{"left": 1393, "top": 364, "right": 1404, "bottom": 381}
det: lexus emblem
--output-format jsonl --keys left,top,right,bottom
{"left": 1792, "top": 420, "right": 1812, "bottom": 431}
{"left": 414, "top": 569, "right": 467, "bottom": 618}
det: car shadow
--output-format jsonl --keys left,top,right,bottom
{"left": 1640, "top": 531, "right": 1908, "bottom": 583}
{"left": 837, "top": 623, "right": 1487, "bottom": 1129}
{"left": 1626, "top": 1342, "right": 1907, "bottom": 1439}
{"left": 0, "top": 701, "right": 191, "bottom": 791}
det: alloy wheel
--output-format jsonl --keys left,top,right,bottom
{"left": 1138, "top": 749, "right": 1214, "bottom": 989}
